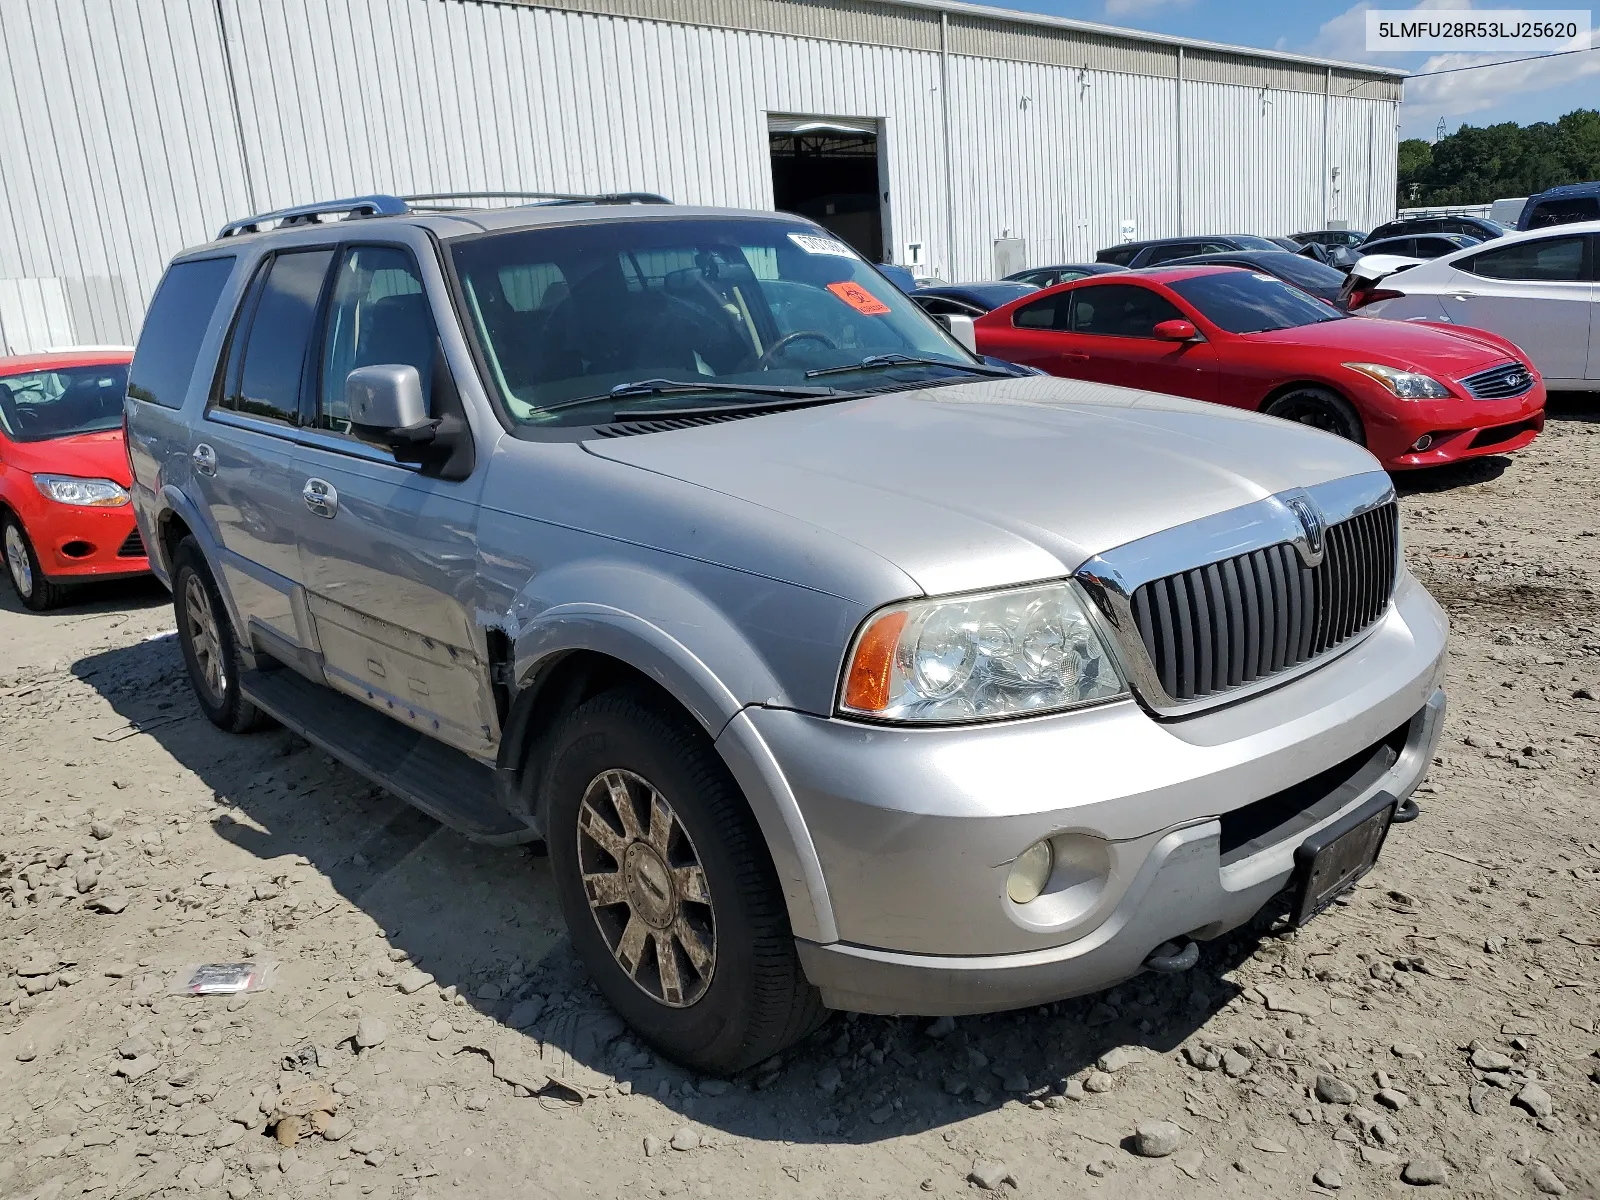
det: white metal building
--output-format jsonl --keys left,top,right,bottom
{"left": 0, "top": 0, "right": 1404, "bottom": 354}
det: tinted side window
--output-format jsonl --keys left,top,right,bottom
{"left": 1013, "top": 295, "right": 1067, "bottom": 329}
{"left": 128, "top": 257, "right": 236, "bottom": 409}
{"left": 1465, "top": 235, "right": 1586, "bottom": 281}
{"left": 1071, "top": 284, "right": 1183, "bottom": 337}
{"left": 318, "top": 246, "right": 438, "bottom": 435}
{"left": 1417, "top": 237, "right": 1459, "bottom": 256}
{"left": 226, "top": 250, "right": 334, "bottom": 425}
{"left": 1528, "top": 197, "right": 1600, "bottom": 228}
{"left": 1142, "top": 242, "right": 1203, "bottom": 266}
{"left": 1099, "top": 246, "right": 1138, "bottom": 266}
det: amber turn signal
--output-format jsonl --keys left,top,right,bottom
{"left": 842, "top": 610, "right": 907, "bottom": 712}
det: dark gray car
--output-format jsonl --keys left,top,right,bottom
{"left": 126, "top": 194, "right": 1448, "bottom": 1073}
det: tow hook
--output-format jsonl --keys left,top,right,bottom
{"left": 1143, "top": 938, "right": 1200, "bottom": 974}
{"left": 1391, "top": 796, "right": 1420, "bottom": 824}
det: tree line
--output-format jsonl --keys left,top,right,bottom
{"left": 1398, "top": 108, "right": 1600, "bottom": 206}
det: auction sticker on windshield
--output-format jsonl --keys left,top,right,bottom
{"left": 827, "top": 281, "right": 891, "bottom": 314}
{"left": 789, "top": 232, "right": 857, "bottom": 257}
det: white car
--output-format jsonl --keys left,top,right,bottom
{"left": 1356, "top": 221, "right": 1600, "bottom": 391}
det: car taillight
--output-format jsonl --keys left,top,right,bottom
{"left": 1348, "top": 287, "right": 1404, "bottom": 311}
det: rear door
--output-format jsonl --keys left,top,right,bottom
{"left": 1061, "top": 282, "right": 1218, "bottom": 401}
{"left": 292, "top": 241, "right": 495, "bottom": 756}
{"left": 193, "top": 247, "right": 333, "bottom": 655}
{"left": 1443, "top": 233, "right": 1592, "bottom": 382}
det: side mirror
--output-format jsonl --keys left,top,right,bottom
{"left": 1152, "top": 319, "right": 1199, "bottom": 342}
{"left": 940, "top": 313, "right": 980, "bottom": 354}
{"left": 346, "top": 364, "right": 431, "bottom": 436}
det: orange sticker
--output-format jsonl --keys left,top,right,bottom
{"left": 826, "top": 281, "right": 891, "bottom": 315}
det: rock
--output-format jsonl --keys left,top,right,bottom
{"left": 698, "top": 1079, "right": 730, "bottom": 1097}
{"left": 354, "top": 1017, "right": 386, "bottom": 1049}
{"left": 275, "top": 1114, "right": 301, "bottom": 1146}
{"left": 395, "top": 969, "right": 434, "bottom": 995}
{"left": 195, "top": 1159, "right": 225, "bottom": 1189}
{"left": 1085, "top": 1002, "right": 1118, "bottom": 1027}
{"left": 1085, "top": 1160, "right": 1110, "bottom": 1177}
{"left": 669, "top": 1126, "right": 699, "bottom": 1152}
{"left": 943, "top": 1073, "right": 968, "bottom": 1096}
{"left": 1375, "top": 1088, "right": 1410, "bottom": 1109}
{"left": 1222, "top": 1049, "right": 1252, "bottom": 1078}
{"left": 816, "top": 1066, "right": 842, "bottom": 1095}
{"left": 427, "top": 1019, "right": 451, "bottom": 1042}
{"left": 1469, "top": 1085, "right": 1491, "bottom": 1115}
{"left": 1183, "top": 1044, "right": 1221, "bottom": 1071}
{"left": 179, "top": 1109, "right": 220, "bottom": 1137}
{"left": 90, "top": 821, "right": 116, "bottom": 840}
{"left": 1097, "top": 1046, "right": 1143, "bottom": 1073}
{"left": 1314, "top": 1166, "right": 1343, "bottom": 1190}
{"left": 1000, "top": 1071, "right": 1028, "bottom": 1093}
{"left": 1391, "top": 1043, "right": 1423, "bottom": 1061}
{"left": 968, "top": 1160, "right": 1013, "bottom": 1190}
{"left": 212, "top": 1123, "right": 244, "bottom": 1149}
{"left": 116, "top": 1055, "right": 159, "bottom": 1081}
{"left": 15, "top": 1042, "right": 36, "bottom": 1063}
{"left": 226, "top": 993, "right": 250, "bottom": 1012}
{"left": 245, "top": 1153, "right": 278, "bottom": 1174}
{"left": 1513, "top": 1081, "right": 1553, "bottom": 1119}
{"left": 1083, "top": 1070, "right": 1114, "bottom": 1094}
{"left": 1471, "top": 1048, "right": 1515, "bottom": 1072}
{"left": 508, "top": 997, "right": 544, "bottom": 1029}
{"left": 1252, "top": 1138, "right": 1288, "bottom": 1154}
{"left": 1060, "top": 1078, "right": 1086, "bottom": 1101}
{"left": 966, "top": 1048, "right": 989, "bottom": 1070}
{"left": 1173, "top": 1149, "right": 1204, "bottom": 1179}
{"left": 1316, "top": 1074, "right": 1358, "bottom": 1104}
{"left": 226, "top": 1180, "right": 251, "bottom": 1200}
{"left": 17, "top": 954, "right": 56, "bottom": 976}
{"left": 1132, "top": 1120, "right": 1182, "bottom": 1157}
{"left": 74, "top": 867, "right": 99, "bottom": 893}
{"left": 117, "top": 1035, "right": 154, "bottom": 1059}
{"left": 1291, "top": 1108, "right": 1315, "bottom": 1126}
{"left": 643, "top": 1135, "right": 662, "bottom": 1157}
{"left": 322, "top": 1115, "right": 353, "bottom": 1142}
{"left": 1531, "top": 1164, "right": 1568, "bottom": 1195}
{"left": 926, "top": 1015, "right": 956, "bottom": 1039}
{"left": 1401, "top": 1158, "right": 1448, "bottom": 1186}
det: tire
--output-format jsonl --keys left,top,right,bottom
{"left": 172, "top": 538, "right": 273, "bottom": 734}
{"left": 3, "top": 514, "right": 68, "bottom": 611}
{"left": 1264, "top": 386, "right": 1366, "bottom": 446}
{"left": 545, "top": 687, "right": 825, "bottom": 1074}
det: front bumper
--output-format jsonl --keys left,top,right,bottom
{"left": 1363, "top": 383, "right": 1545, "bottom": 469}
{"left": 16, "top": 494, "right": 149, "bottom": 582}
{"left": 737, "top": 571, "right": 1448, "bottom": 1015}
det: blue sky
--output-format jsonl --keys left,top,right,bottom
{"left": 968, "top": 0, "right": 1600, "bottom": 139}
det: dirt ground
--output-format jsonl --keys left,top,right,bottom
{"left": 2, "top": 401, "right": 1599, "bottom": 1200}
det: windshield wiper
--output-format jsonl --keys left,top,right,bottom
{"left": 614, "top": 392, "right": 865, "bottom": 423}
{"left": 527, "top": 378, "right": 841, "bottom": 418}
{"left": 804, "top": 354, "right": 1012, "bottom": 380}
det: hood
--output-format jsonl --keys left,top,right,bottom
{"left": 2, "top": 428, "right": 132, "bottom": 486}
{"left": 1251, "top": 316, "right": 1513, "bottom": 379}
{"left": 584, "top": 375, "right": 1379, "bottom": 596}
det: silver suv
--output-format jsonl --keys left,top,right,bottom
{"left": 126, "top": 194, "right": 1448, "bottom": 1073}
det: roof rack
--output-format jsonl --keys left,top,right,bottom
{"left": 216, "top": 190, "right": 672, "bottom": 239}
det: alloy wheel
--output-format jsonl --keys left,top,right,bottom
{"left": 184, "top": 573, "right": 226, "bottom": 701}
{"left": 576, "top": 768, "right": 716, "bottom": 1008}
{"left": 5, "top": 524, "right": 33, "bottom": 598}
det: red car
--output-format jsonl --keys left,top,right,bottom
{"left": 975, "top": 265, "right": 1546, "bottom": 469}
{"left": 1, "top": 348, "right": 147, "bottom": 609}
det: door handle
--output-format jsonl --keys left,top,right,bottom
{"left": 192, "top": 443, "right": 217, "bottom": 478}
{"left": 1063, "top": 352, "right": 1090, "bottom": 363}
{"left": 1450, "top": 291, "right": 1480, "bottom": 300}
{"left": 302, "top": 478, "right": 338, "bottom": 519}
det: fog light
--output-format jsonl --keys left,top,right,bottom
{"left": 1411, "top": 433, "right": 1434, "bottom": 452}
{"left": 1006, "top": 839, "right": 1055, "bottom": 904}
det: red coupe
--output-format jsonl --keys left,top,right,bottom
{"left": 975, "top": 265, "right": 1546, "bottom": 470}
{"left": 1, "top": 348, "right": 147, "bottom": 610}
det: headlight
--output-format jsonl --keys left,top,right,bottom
{"left": 1342, "top": 362, "right": 1452, "bottom": 399}
{"left": 33, "top": 474, "right": 130, "bottom": 507}
{"left": 839, "top": 581, "right": 1127, "bottom": 723}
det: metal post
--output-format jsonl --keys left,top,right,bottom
{"left": 1175, "top": 46, "right": 1184, "bottom": 237}
{"left": 212, "top": 0, "right": 258, "bottom": 212}
{"left": 1322, "top": 66, "right": 1332, "bottom": 228}
{"left": 940, "top": 12, "right": 954, "bottom": 281}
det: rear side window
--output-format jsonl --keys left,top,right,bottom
{"left": 128, "top": 257, "right": 236, "bottom": 409}
{"left": 1464, "top": 235, "right": 1587, "bottom": 281}
{"left": 218, "top": 250, "right": 334, "bottom": 426}
{"left": 1013, "top": 295, "right": 1067, "bottom": 329}
{"left": 1142, "top": 242, "right": 1203, "bottom": 266}
{"left": 1527, "top": 197, "right": 1600, "bottom": 228}
{"left": 1098, "top": 246, "right": 1138, "bottom": 266}
{"left": 1070, "top": 284, "right": 1183, "bottom": 337}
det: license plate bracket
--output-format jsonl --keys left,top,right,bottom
{"left": 1290, "top": 791, "right": 1397, "bottom": 927}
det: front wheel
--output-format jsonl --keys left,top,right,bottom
{"left": 172, "top": 538, "right": 273, "bottom": 734}
{"left": 1264, "top": 386, "right": 1366, "bottom": 445}
{"left": 545, "top": 688, "right": 824, "bottom": 1074}
{"left": 3, "top": 515, "right": 67, "bottom": 611}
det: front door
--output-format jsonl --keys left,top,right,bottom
{"left": 1440, "top": 233, "right": 1593, "bottom": 382}
{"left": 193, "top": 248, "right": 333, "bottom": 654}
{"left": 293, "top": 243, "right": 495, "bottom": 757}
{"left": 1061, "top": 282, "right": 1218, "bottom": 401}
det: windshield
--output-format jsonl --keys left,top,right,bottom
{"left": 448, "top": 217, "right": 975, "bottom": 426}
{"left": 1257, "top": 254, "right": 1346, "bottom": 289}
{"left": 1167, "top": 271, "right": 1345, "bottom": 334}
{"left": 1232, "top": 235, "right": 1283, "bottom": 252}
{"left": 0, "top": 364, "right": 129, "bottom": 442}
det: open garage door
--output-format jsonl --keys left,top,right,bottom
{"left": 768, "top": 116, "right": 885, "bottom": 263}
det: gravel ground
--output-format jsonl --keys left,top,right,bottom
{"left": 1, "top": 401, "right": 1598, "bottom": 1200}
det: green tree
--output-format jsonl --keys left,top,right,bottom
{"left": 1397, "top": 109, "right": 1599, "bottom": 207}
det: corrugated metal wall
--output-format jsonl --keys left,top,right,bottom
{"left": 0, "top": 0, "right": 1399, "bottom": 352}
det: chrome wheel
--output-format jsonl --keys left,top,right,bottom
{"left": 5, "top": 524, "right": 33, "bottom": 598}
{"left": 576, "top": 768, "right": 716, "bottom": 1008}
{"left": 183, "top": 573, "right": 226, "bottom": 701}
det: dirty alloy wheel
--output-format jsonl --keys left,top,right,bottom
{"left": 545, "top": 687, "right": 824, "bottom": 1074}
{"left": 172, "top": 537, "right": 273, "bottom": 734}
{"left": 1264, "top": 387, "right": 1366, "bottom": 446}
{"left": 3, "top": 515, "right": 67, "bottom": 611}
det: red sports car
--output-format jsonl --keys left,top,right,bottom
{"left": 1, "top": 348, "right": 147, "bottom": 610}
{"left": 975, "top": 265, "right": 1546, "bottom": 470}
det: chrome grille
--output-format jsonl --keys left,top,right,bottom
{"left": 1460, "top": 361, "right": 1534, "bottom": 399}
{"left": 117, "top": 528, "right": 146, "bottom": 558}
{"left": 1125, "top": 502, "right": 1399, "bottom": 704}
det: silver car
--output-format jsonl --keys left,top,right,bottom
{"left": 125, "top": 194, "right": 1447, "bottom": 1074}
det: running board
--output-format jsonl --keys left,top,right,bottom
{"left": 240, "top": 668, "right": 540, "bottom": 846}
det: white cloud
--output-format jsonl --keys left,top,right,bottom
{"left": 1303, "top": 0, "right": 1471, "bottom": 64}
{"left": 1103, "top": 0, "right": 1194, "bottom": 17}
